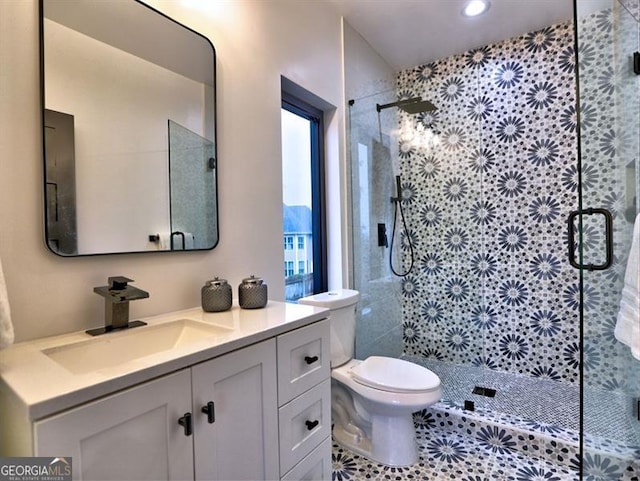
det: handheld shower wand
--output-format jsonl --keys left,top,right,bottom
{"left": 391, "top": 175, "right": 402, "bottom": 203}
{"left": 389, "top": 175, "right": 415, "bottom": 277}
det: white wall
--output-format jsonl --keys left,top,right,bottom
{"left": 343, "top": 22, "right": 396, "bottom": 102}
{"left": 0, "top": 0, "right": 345, "bottom": 342}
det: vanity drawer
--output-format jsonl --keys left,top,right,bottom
{"left": 281, "top": 436, "right": 331, "bottom": 481}
{"left": 278, "top": 378, "right": 331, "bottom": 474}
{"left": 277, "top": 319, "right": 330, "bottom": 404}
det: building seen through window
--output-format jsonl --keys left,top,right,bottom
{"left": 281, "top": 90, "right": 326, "bottom": 301}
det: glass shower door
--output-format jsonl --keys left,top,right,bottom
{"left": 575, "top": 0, "right": 640, "bottom": 477}
{"left": 348, "top": 89, "right": 405, "bottom": 362}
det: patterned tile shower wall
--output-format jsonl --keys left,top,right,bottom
{"left": 395, "top": 21, "right": 583, "bottom": 384}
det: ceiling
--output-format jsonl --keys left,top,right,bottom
{"left": 329, "top": 0, "right": 576, "bottom": 70}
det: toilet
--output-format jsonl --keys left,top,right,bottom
{"left": 298, "top": 289, "right": 442, "bottom": 467}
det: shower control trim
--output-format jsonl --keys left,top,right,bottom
{"left": 377, "top": 223, "right": 388, "bottom": 248}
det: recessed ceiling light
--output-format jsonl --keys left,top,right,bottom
{"left": 463, "top": 0, "right": 490, "bottom": 17}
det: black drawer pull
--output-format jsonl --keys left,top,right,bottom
{"left": 178, "top": 413, "right": 192, "bottom": 436}
{"left": 304, "top": 355, "right": 319, "bottom": 365}
{"left": 305, "top": 419, "right": 319, "bottom": 430}
{"left": 201, "top": 401, "right": 215, "bottom": 424}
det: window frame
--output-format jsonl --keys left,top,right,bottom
{"left": 281, "top": 91, "right": 328, "bottom": 296}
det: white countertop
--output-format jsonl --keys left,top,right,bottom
{"left": 0, "top": 301, "right": 328, "bottom": 420}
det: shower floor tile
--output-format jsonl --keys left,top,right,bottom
{"left": 401, "top": 355, "right": 581, "bottom": 432}
{"left": 402, "top": 355, "right": 640, "bottom": 448}
{"left": 331, "top": 426, "right": 579, "bottom": 480}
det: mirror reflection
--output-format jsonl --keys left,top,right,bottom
{"left": 41, "top": 0, "right": 218, "bottom": 256}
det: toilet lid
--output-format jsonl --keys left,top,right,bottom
{"left": 350, "top": 356, "right": 441, "bottom": 393}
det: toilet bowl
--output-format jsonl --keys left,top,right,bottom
{"left": 332, "top": 356, "right": 442, "bottom": 466}
{"left": 298, "top": 289, "right": 442, "bottom": 467}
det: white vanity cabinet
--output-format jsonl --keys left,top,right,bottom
{"left": 35, "top": 370, "right": 195, "bottom": 480}
{"left": 9, "top": 311, "right": 332, "bottom": 481}
{"left": 276, "top": 321, "right": 332, "bottom": 479}
{"left": 36, "top": 339, "right": 279, "bottom": 481}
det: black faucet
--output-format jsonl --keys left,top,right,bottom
{"left": 88, "top": 276, "right": 149, "bottom": 336}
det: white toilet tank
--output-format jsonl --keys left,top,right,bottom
{"left": 298, "top": 289, "right": 360, "bottom": 367}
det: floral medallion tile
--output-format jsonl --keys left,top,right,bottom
{"left": 353, "top": 5, "right": 640, "bottom": 480}
{"left": 331, "top": 427, "right": 579, "bottom": 481}
{"left": 394, "top": 5, "right": 639, "bottom": 436}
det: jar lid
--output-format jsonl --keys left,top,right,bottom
{"left": 206, "top": 277, "right": 228, "bottom": 287}
{"left": 241, "top": 275, "right": 263, "bottom": 285}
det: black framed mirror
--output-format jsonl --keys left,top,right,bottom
{"left": 40, "top": 0, "right": 218, "bottom": 256}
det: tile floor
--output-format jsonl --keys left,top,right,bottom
{"left": 331, "top": 357, "right": 640, "bottom": 480}
{"left": 331, "top": 425, "right": 578, "bottom": 480}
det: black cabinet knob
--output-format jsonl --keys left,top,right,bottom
{"left": 304, "top": 355, "right": 319, "bottom": 365}
{"left": 305, "top": 419, "right": 319, "bottom": 430}
{"left": 178, "top": 413, "right": 192, "bottom": 436}
{"left": 201, "top": 401, "right": 215, "bottom": 424}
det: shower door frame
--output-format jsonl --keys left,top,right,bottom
{"left": 573, "top": 0, "right": 640, "bottom": 476}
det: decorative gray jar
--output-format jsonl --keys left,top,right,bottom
{"left": 238, "top": 275, "right": 268, "bottom": 309}
{"left": 201, "top": 277, "right": 232, "bottom": 312}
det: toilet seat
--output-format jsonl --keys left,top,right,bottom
{"left": 350, "top": 356, "right": 441, "bottom": 394}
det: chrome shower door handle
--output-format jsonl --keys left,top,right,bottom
{"left": 567, "top": 208, "right": 613, "bottom": 271}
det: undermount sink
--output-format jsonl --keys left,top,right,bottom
{"left": 43, "top": 319, "right": 233, "bottom": 375}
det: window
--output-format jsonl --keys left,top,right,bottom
{"left": 284, "top": 236, "right": 294, "bottom": 250}
{"left": 281, "top": 83, "right": 327, "bottom": 302}
{"left": 284, "top": 261, "right": 294, "bottom": 277}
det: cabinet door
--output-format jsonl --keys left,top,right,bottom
{"left": 35, "top": 370, "right": 194, "bottom": 481}
{"left": 192, "top": 339, "right": 278, "bottom": 481}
